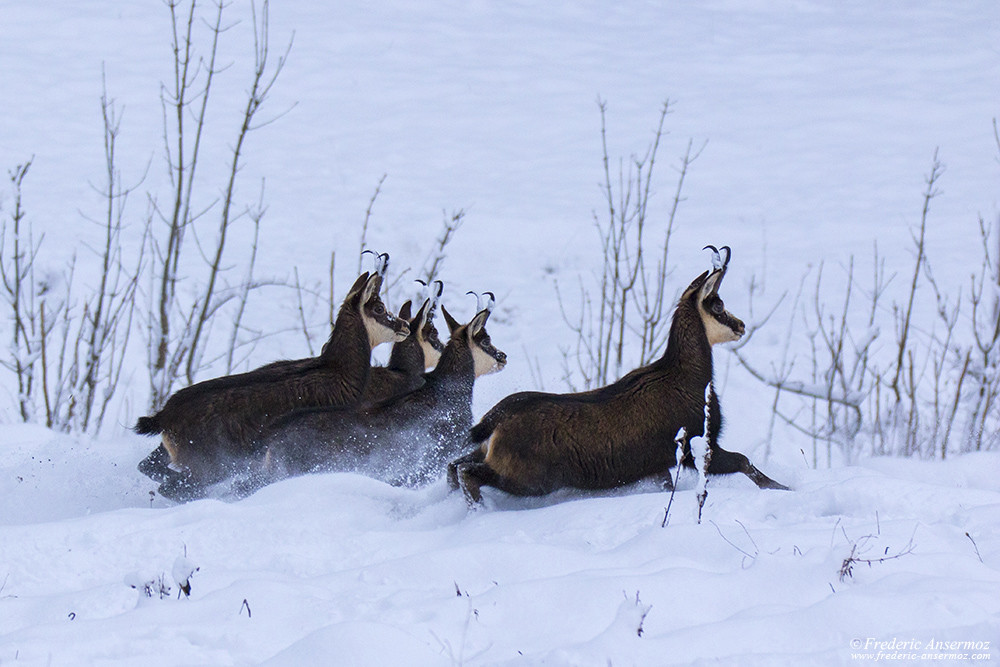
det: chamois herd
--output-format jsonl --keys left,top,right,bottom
{"left": 136, "top": 246, "right": 787, "bottom": 505}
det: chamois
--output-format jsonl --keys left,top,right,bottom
{"left": 256, "top": 294, "right": 506, "bottom": 489}
{"left": 448, "top": 246, "right": 787, "bottom": 506}
{"left": 361, "top": 281, "right": 445, "bottom": 403}
{"left": 135, "top": 264, "right": 409, "bottom": 501}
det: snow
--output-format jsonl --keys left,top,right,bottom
{"left": 2, "top": 429, "right": 999, "bottom": 664}
{"left": 2, "top": 0, "right": 1000, "bottom": 664}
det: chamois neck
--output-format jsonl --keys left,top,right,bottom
{"left": 662, "top": 302, "right": 714, "bottom": 385}
{"left": 428, "top": 335, "right": 475, "bottom": 392}
{"left": 386, "top": 336, "right": 423, "bottom": 374}
{"left": 321, "top": 302, "right": 372, "bottom": 382}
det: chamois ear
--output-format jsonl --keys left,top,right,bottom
{"left": 441, "top": 305, "right": 461, "bottom": 334}
{"left": 361, "top": 273, "right": 382, "bottom": 304}
{"left": 699, "top": 269, "right": 725, "bottom": 299}
{"left": 681, "top": 270, "right": 710, "bottom": 301}
{"left": 414, "top": 298, "right": 431, "bottom": 330}
{"left": 398, "top": 300, "right": 413, "bottom": 321}
{"left": 468, "top": 308, "right": 491, "bottom": 337}
{"left": 346, "top": 272, "right": 370, "bottom": 300}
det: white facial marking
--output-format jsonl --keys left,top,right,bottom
{"left": 472, "top": 344, "right": 502, "bottom": 377}
{"left": 420, "top": 339, "right": 442, "bottom": 369}
{"left": 365, "top": 314, "right": 403, "bottom": 349}
{"left": 699, "top": 305, "right": 742, "bottom": 345}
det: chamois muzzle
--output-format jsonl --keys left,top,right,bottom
{"left": 732, "top": 318, "right": 746, "bottom": 339}
{"left": 393, "top": 319, "right": 410, "bottom": 341}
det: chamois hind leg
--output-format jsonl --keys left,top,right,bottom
{"left": 157, "top": 470, "right": 209, "bottom": 502}
{"left": 447, "top": 449, "right": 485, "bottom": 491}
{"left": 229, "top": 459, "right": 272, "bottom": 499}
{"left": 706, "top": 446, "right": 789, "bottom": 491}
{"left": 455, "top": 460, "right": 539, "bottom": 508}
{"left": 454, "top": 460, "right": 498, "bottom": 507}
{"left": 137, "top": 444, "right": 173, "bottom": 483}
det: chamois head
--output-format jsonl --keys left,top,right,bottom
{"left": 414, "top": 280, "right": 446, "bottom": 369}
{"left": 680, "top": 245, "right": 745, "bottom": 346}
{"left": 347, "top": 269, "right": 409, "bottom": 349}
{"left": 442, "top": 292, "right": 507, "bottom": 377}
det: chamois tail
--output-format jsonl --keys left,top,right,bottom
{"left": 134, "top": 415, "right": 162, "bottom": 435}
{"left": 469, "top": 413, "right": 499, "bottom": 444}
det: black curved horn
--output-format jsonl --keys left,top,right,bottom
{"left": 703, "top": 245, "right": 722, "bottom": 271}
{"left": 467, "top": 290, "right": 495, "bottom": 312}
{"left": 719, "top": 246, "right": 731, "bottom": 269}
{"left": 482, "top": 291, "right": 496, "bottom": 312}
{"left": 361, "top": 249, "right": 389, "bottom": 277}
{"left": 376, "top": 252, "right": 390, "bottom": 277}
{"left": 428, "top": 280, "right": 444, "bottom": 312}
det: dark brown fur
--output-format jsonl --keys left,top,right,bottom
{"left": 135, "top": 271, "right": 408, "bottom": 500}
{"left": 361, "top": 298, "right": 444, "bottom": 404}
{"left": 254, "top": 304, "right": 506, "bottom": 490}
{"left": 448, "top": 265, "right": 788, "bottom": 506}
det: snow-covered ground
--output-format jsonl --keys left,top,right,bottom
{"left": 1, "top": 1, "right": 999, "bottom": 664}
{"left": 1, "top": 426, "right": 998, "bottom": 665}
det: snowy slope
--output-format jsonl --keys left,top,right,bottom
{"left": 1, "top": 426, "right": 998, "bottom": 665}
{"left": 1, "top": 1, "right": 1000, "bottom": 664}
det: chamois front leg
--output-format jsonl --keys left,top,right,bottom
{"left": 706, "top": 447, "right": 789, "bottom": 490}
{"left": 744, "top": 464, "right": 790, "bottom": 491}
{"left": 704, "top": 383, "right": 788, "bottom": 490}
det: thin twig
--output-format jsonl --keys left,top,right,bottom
{"left": 965, "top": 532, "right": 984, "bottom": 564}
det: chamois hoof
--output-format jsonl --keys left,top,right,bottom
{"left": 463, "top": 494, "right": 485, "bottom": 511}
{"left": 761, "top": 478, "right": 791, "bottom": 491}
{"left": 748, "top": 465, "right": 790, "bottom": 491}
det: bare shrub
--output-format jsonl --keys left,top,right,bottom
{"left": 837, "top": 523, "right": 917, "bottom": 583}
{"left": 558, "top": 99, "right": 704, "bottom": 390}
{"left": 145, "top": 0, "right": 292, "bottom": 410}
{"left": 288, "top": 177, "right": 468, "bottom": 355}
{"left": 557, "top": 103, "right": 997, "bottom": 463}
{"left": 736, "top": 145, "right": 1000, "bottom": 462}
{"left": 1, "top": 82, "right": 141, "bottom": 434}
{"left": 1, "top": 0, "right": 293, "bottom": 430}
{"left": 0, "top": 160, "right": 42, "bottom": 423}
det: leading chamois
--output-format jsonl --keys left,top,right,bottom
{"left": 135, "top": 257, "right": 409, "bottom": 501}
{"left": 256, "top": 293, "right": 506, "bottom": 490}
{"left": 448, "top": 246, "right": 787, "bottom": 506}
